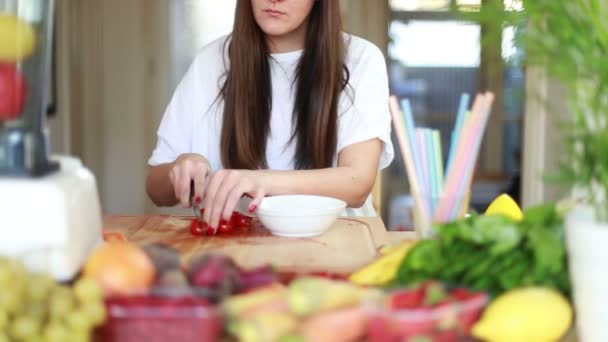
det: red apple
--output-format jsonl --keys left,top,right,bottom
{"left": 0, "top": 63, "right": 27, "bottom": 119}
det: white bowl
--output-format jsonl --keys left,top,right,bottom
{"left": 257, "top": 195, "right": 347, "bottom": 237}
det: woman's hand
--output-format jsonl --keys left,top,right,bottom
{"left": 169, "top": 153, "right": 212, "bottom": 208}
{"left": 203, "top": 170, "right": 267, "bottom": 231}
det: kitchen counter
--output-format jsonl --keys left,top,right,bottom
{"left": 103, "top": 215, "right": 417, "bottom": 274}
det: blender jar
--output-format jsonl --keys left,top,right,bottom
{"left": 0, "top": 0, "right": 57, "bottom": 176}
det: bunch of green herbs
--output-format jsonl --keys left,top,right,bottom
{"left": 395, "top": 204, "right": 570, "bottom": 297}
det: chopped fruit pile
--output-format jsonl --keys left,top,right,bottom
{"left": 368, "top": 281, "right": 488, "bottom": 342}
{"left": 224, "top": 277, "right": 381, "bottom": 342}
{"left": 190, "top": 209, "right": 254, "bottom": 237}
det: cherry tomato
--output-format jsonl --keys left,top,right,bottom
{"left": 190, "top": 220, "right": 207, "bottom": 236}
{"left": 0, "top": 63, "right": 27, "bottom": 119}
{"left": 231, "top": 214, "right": 250, "bottom": 229}
{"left": 218, "top": 220, "right": 234, "bottom": 235}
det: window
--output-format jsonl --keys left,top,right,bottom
{"left": 385, "top": 0, "right": 526, "bottom": 229}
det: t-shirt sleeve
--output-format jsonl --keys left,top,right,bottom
{"left": 148, "top": 59, "right": 201, "bottom": 166}
{"left": 337, "top": 43, "right": 394, "bottom": 170}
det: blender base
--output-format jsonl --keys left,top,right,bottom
{"left": 0, "top": 155, "right": 104, "bottom": 281}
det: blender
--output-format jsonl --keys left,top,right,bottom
{"left": 0, "top": 0, "right": 103, "bottom": 280}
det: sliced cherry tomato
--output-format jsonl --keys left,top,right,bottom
{"left": 189, "top": 220, "right": 206, "bottom": 237}
{"left": 218, "top": 220, "right": 234, "bottom": 235}
{"left": 231, "top": 215, "right": 250, "bottom": 229}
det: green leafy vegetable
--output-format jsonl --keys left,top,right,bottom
{"left": 395, "top": 204, "right": 571, "bottom": 297}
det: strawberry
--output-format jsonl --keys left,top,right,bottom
{"left": 390, "top": 289, "right": 424, "bottom": 309}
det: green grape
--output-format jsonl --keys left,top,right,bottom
{"left": 65, "top": 309, "right": 91, "bottom": 332}
{"left": 49, "top": 286, "right": 73, "bottom": 318}
{"left": 81, "top": 302, "right": 106, "bottom": 326}
{"left": 73, "top": 278, "right": 103, "bottom": 305}
{"left": 0, "top": 290, "right": 20, "bottom": 314}
{"left": 43, "top": 321, "right": 69, "bottom": 342}
{"left": 27, "top": 273, "right": 55, "bottom": 303}
{"left": 0, "top": 310, "right": 7, "bottom": 330}
{"left": 0, "top": 264, "right": 11, "bottom": 288}
{"left": 67, "top": 331, "right": 90, "bottom": 342}
{"left": 10, "top": 315, "right": 40, "bottom": 340}
{"left": 26, "top": 304, "right": 48, "bottom": 322}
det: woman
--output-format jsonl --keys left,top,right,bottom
{"left": 146, "top": 0, "right": 394, "bottom": 231}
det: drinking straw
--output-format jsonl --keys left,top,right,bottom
{"left": 389, "top": 96, "right": 431, "bottom": 236}
{"left": 449, "top": 93, "right": 495, "bottom": 218}
{"left": 426, "top": 129, "right": 438, "bottom": 215}
{"left": 445, "top": 93, "right": 470, "bottom": 179}
{"left": 401, "top": 99, "right": 424, "bottom": 196}
{"left": 433, "top": 94, "right": 485, "bottom": 222}
{"left": 416, "top": 129, "right": 431, "bottom": 211}
{"left": 442, "top": 93, "right": 494, "bottom": 221}
{"left": 432, "top": 129, "right": 444, "bottom": 208}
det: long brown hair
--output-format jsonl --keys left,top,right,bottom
{"left": 219, "top": 0, "right": 349, "bottom": 170}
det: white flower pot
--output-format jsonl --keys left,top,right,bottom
{"left": 566, "top": 206, "right": 608, "bottom": 342}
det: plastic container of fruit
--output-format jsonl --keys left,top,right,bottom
{"left": 367, "top": 286, "right": 489, "bottom": 342}
{"left": 95, "top": 295, "right": 224, "bottom": 342}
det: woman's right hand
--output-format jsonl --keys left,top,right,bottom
{"left": 169, "top": 153, "right": 211, "bottom": 208}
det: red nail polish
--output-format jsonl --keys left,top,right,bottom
{"left": 195, "top": 196, "right": 202, "bottom": 204}
{"left": 248, "top": 205, "right": 257, "bottom": 213}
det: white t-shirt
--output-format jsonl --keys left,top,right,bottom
{"left": 149, "top": 34, "right": 394, "bottom": 216}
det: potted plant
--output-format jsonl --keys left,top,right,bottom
{"left": 509, "top": 1, "right": 608, "bottom": 340}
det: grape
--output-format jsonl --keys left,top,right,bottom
{"left": 82, "top": 302, "right": 106, "bottom": 326}
{"left": 0, "top": 264, "right": 11, "bottom": 287}
{"left": 49, "top": 286, "right": 74, "bottom": 318}
{"left": 43, "top": 321, "right": 69, "bottom": 342}
{"left": 0, "top": 256, "right": 106, "bottom": 341}
{"left": 65, "top": 309, "right": 91, "bottom": 332}
{"left": 74, "top": 278, "right": 103, "bottom": 304}
{"left": 26, "top": 304, "right": 48, "bottom": 322}
{"left": 0, "top": 290, "right": 20, "bottom": 314}
{"left": 28, "top": 273, "right": 55, "bottom": 302}
{"left": 66, "top": 331, "right": 90, "bottom": 342}
{"left": 10, "top": 315, "right": 40, "bottom": 340}
{"left": 0, "top": 310, "right": 7, "bottom": 330}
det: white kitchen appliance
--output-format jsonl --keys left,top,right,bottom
{"left": 0, "top": 0, "right": 103, "bottom": 280}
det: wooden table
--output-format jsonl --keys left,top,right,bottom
{"left": 103, "top": 215, "right": 417, "bottom": 274}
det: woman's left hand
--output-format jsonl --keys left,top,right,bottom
{"left": 202, "top": 169, "right": 267, "bottom": 232}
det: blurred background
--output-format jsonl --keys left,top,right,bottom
{"left": 49, "top": 0, "right": 567, "bottom": 228}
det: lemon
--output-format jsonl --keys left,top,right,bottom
{"left": 472, "top": 287, "right": 573, "bottom": 342}
{"left": 0, "top": 14, "right": 36, "bottom": 62}
{"left": 485, "top": 194, "right": 523, "bottom": 221}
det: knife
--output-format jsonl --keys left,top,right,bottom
{"left": 189, "top": 180, "right": 204, "bottom": 222}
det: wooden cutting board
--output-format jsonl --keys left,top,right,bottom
{"left": 103, "top": 215, "right": 415, "bottom": 274}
